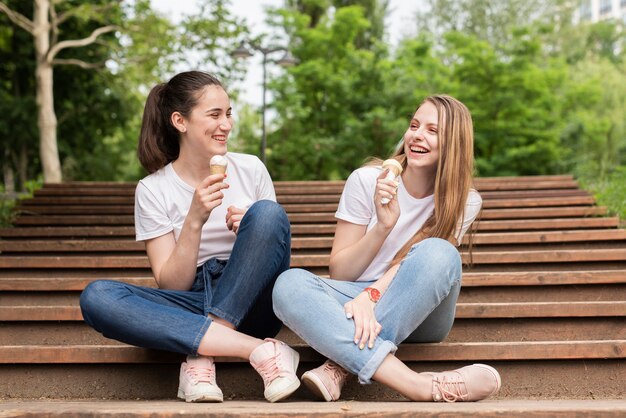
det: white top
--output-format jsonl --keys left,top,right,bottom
{"left": 134, "top": 152, "right": 276, "bottom": 265}
{"left": 335, "top": 166, "right": 482, "bottom": 282}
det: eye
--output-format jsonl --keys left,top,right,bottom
{"left": 210, "top": 113, "right": 220, "bottom": 118}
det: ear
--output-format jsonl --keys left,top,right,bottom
{"left": 171, "top": 111, "right": 186, "bottom": 133}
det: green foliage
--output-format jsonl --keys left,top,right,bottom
{"left": 579, "top": 167, "right": 626, "bottom": 220}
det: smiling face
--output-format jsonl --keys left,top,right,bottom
{"left": 179, "top": 85, "right": 232, "bottom": 159}
{"left": 403, "top": 101, "right": 440, "bottom": 173}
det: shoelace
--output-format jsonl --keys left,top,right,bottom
{"left": 186, "top": 365, "right": 216, "bottom": 384}
{"left": 323, "top": 362, "right": 349, "bottom": 386}
{"left": 433, "top": 376, "right": 469, "bottom": 402}
{"left": 255, "top": 352, "right": 283, "bottom": 385}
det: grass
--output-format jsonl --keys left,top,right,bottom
{"left": 578, "top": 167, "right": 626, "bottom": 222}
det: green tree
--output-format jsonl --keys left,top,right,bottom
{"left": 265, "top": 2, "right": 396, "bottom": 180}
{"left": 441, "top": 30, "right": 567, "bottom": 175}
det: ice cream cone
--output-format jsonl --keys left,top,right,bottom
{"left": 209, "top": 155, "right": 228, "bottom": 175}
{"left": 381, "top": 159, "right": 403, "bottom": 204}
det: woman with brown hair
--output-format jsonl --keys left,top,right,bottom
{"left": 273, "top": 95, "right": 500, "bottom": 402}
{"left": 80, "top": 71, "right": 299, "bottom": 403}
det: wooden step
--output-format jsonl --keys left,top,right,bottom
{"left": 5, "top": 301, "right": 623, "bottom": 322}
{"left": 3, "top": 230, "right": 626, "bottom": 253}
{"left": 0, "top": 225, "right": 334, "bottom": 238}
{"left": 3, "top": 399, "right": 626, "bottom": 417}
{"left": 1, "top": 269, "right": 624, "bottom": 291}
{"left": 1, "top": 247, "right": 625, "bottom": 268}
{"left": 1, "top": 339, "right": 623, "bottom": 364}
{"left": 5, "top": 317, "right": 624, "bottom": 345}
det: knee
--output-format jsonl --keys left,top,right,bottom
{"left": 244, "top": 200, "right": 290, "bottom": 237}
{"left": 414, "top": 238, "right": 461, "bottom": 278}
{"left": 80, "top": 280, "right": 115, "bottom": 325}
{"left": 272, "top": 269, "right": 309, "bottom": 318}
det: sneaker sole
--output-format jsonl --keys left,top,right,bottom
{"left": 471, "top": 363, "right": 502, "bottom": 396}
{"left": 265, "top": 348, "right": 301, "bottom": 403}
{"left": 302, "top": 371, "right": 334, "bottom": 402}
{"left": 266, "top": 378, "right": 301, "bottom": 403}
{"left": 177, "top": 388, "right": 223, "bottom": 403}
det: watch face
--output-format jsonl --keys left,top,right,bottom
{"left": 367, "top": 287, "right": 381, "bottom": 302}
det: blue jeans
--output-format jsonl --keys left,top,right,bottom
{"left": 80, "top": 200, "right": 291, "bottom": 355}
{"left": 273, "top": 238, "right": 462, "bottom": 384}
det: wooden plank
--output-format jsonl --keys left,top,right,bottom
{"left": 394, "top": 340, "right": 625, "bottom": 361}
{"left": 3, "top": 230, "right": 625, "bottom": 253}
{"left": 1, "top": 247, "right": 625, "bottom": 268}
{"left": 0, "top": 240, "right": 143, "bottom": 252}
{"left": 477, "top": 217, "right": 619, "bottom": 231}
{"left": 5, "top": 301, "right": 623, "bottom": 322}
{"left": 455, "top": 301, "right": 626, "bottom": 318}
{"left": 468, "top": 248, "right": 626, "bottom": 264}
{"left": 468, "top": 229, "right": 626, "bottom": 245}
{"left": 0, "top": 237, "right": 332, "bottom": 252}
{"left": 479, "top": 207, "right": 606, "bottom": 220}
{"left": 462, "top": 270, "right": 626, "bottom": 287}
{"left": 13, "top": 216, "right": 135, "bottom": 226}
{"left": 481, "top": 196, "right": 594, "bottom": 208}
{"left": 0, "top": 226, "right": 136, "bottom": 238}
{"left": 17, "top": 206, "right": 134, "bottom": 216}
{"left": 1, "top": 269, "right": 624, "bottom": 291}
{"left": 1, "top": 340, "right": 622, "bottom": 363}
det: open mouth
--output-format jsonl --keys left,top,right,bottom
{"left": 212, "top": 136, "right": 227, "bottom": 143}
{"left": 409, "top": 145, "right": 429, "bottom": 155}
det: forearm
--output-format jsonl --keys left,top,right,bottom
{"left": 155, "top": 219, "right": 202, "bottom": 290}
{"left": 330, "top": 223, "right": 392, "bottom": 281}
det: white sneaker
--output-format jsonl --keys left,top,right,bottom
{"left": 249, "top": 338, "right": 300, "bottom": 402}
{"left": 177, "top": 355, "right": 223, "bottom": 402}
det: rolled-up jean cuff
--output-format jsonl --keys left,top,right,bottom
{"left": 357, "top": 340, "right": 398, "bottom": 384}
{"left": 207, "top": 306, "right": 241, "bottom": 328}
{"left": 190, "top": 316, "right": 213, "bottom": 355}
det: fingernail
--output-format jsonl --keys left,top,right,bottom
{"left": 346, "top": 312, "right": 353, "bottom": 319}
{"left": 369, "top": 343, "right": 374, "bottom": 349}
{"left": 359, "top": 344, "right": 365, "bottom": 350}
{"left": 354, "top": 339, "right": 359, "bottom": 344}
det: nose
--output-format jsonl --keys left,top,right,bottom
{"left": 219, "top": 116, "right": 232, "bottom": 131}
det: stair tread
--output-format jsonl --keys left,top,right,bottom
{"left": 1, "top": 340, "right": 623, "bottom": 363}
{"left": 2, "top": 399, "right": 625, "bottom": 417}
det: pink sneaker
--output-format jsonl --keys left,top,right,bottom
{"left": 302, "top": 360, "right": 350, "bottom": 401}
{"left": 249, "top": 338, "right": 300, "bottom": 402}
{"left": 177, "top": 355, "right": 223, "bottom": 402}
{"left": 426, "top": 363, "right": 501, "bottom": 402}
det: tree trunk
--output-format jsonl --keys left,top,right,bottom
{"left": 33, "top": 0, "right": 62, "bottom": 183}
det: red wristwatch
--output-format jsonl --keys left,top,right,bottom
{"left": 364, "top": 287, "right": 381, "bottom": 303}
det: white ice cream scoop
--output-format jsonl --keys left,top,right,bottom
{"left": 209, "top": 154, "right": 228, "bottom": 175}
{"left": 380, "top": 159, "right": 403, "bottom": 204}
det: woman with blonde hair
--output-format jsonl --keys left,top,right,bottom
{"left": 273, "top": 95, "right": 501, "bottom": 402}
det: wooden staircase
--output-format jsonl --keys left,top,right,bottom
{"left": 1, "top": 175, "right": 624, "bottom": 404}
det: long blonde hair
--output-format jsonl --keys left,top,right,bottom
{"left": 381, "top": 95, "right": 476, "bottom": 266}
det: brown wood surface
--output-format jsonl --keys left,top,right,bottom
{"left": 1, "top": 339, "right": 622, "bottom": 364}
{"left": 4, "top": 301, "right": 623, "bottom": 322}
{"left": 1, "top": 269, "right": 624, "bottom": 291}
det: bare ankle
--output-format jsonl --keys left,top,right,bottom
{"left": 405, "top": 372, "right": 433, "bottom": 401}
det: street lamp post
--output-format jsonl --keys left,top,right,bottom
{"left": 231, "top": 42, "right": 298, "bottom": 164}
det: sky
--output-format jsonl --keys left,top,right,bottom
{"left": 151, "top": 0, "right": 424, "bottom": 106}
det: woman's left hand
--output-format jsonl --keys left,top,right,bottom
{"left": 226, "top": 206, "right": 247, "bottom": 234}
{"left": 344, "top": 292, "right": 382, "bottom": 350}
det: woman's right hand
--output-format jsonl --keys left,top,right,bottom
{"left": 374, "top": 169, "right": 400, "bottom": 230}
{"left": 188, "top": 173, "right": 230, "bottom": 227}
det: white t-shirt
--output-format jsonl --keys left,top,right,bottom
{"left": 335, "top": 166, "right": 482, "bottom": 282}
{"left": 134, "top": 152, "right": 276, "bottom": 266}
